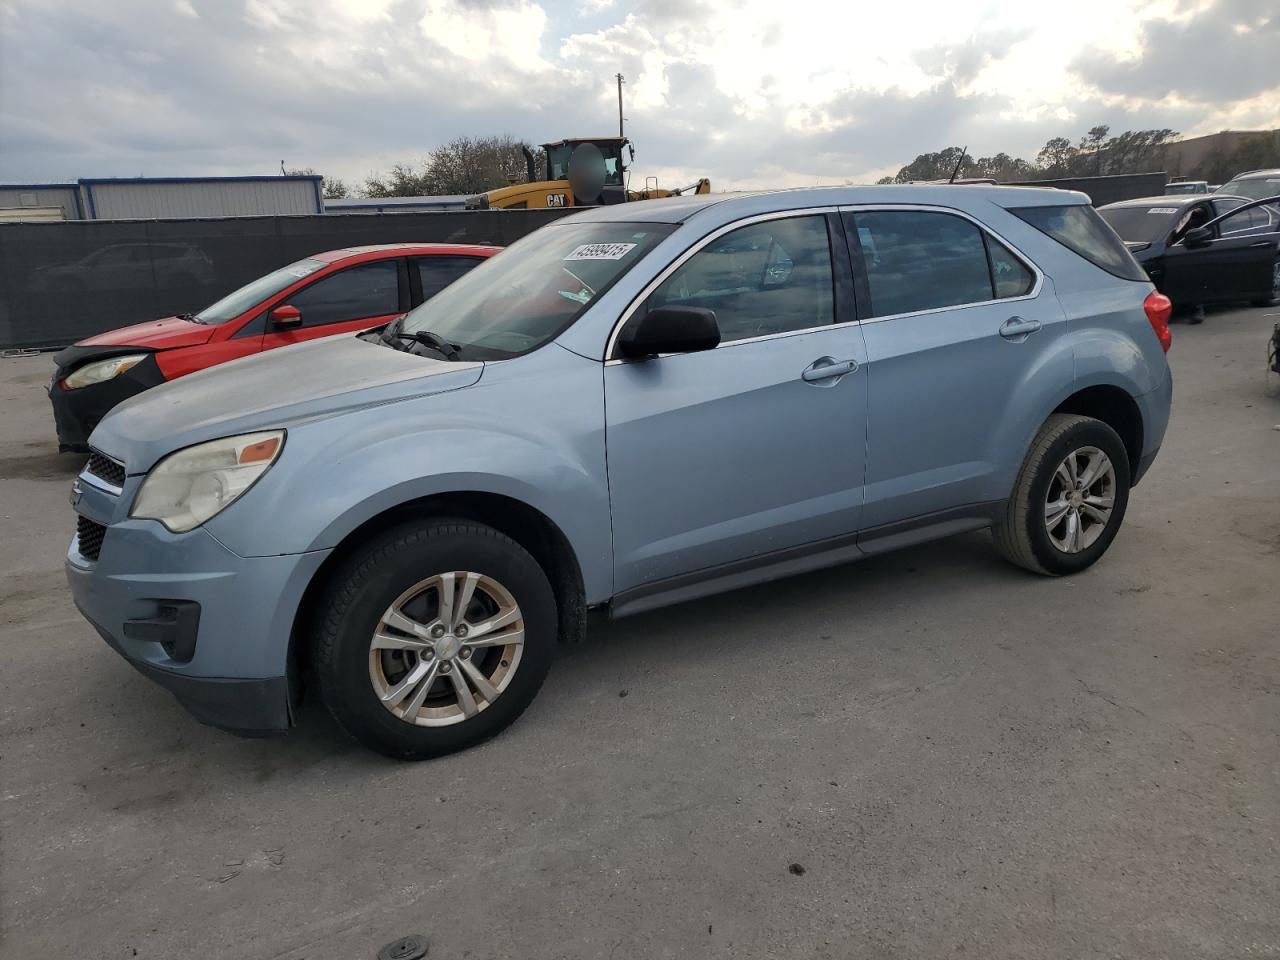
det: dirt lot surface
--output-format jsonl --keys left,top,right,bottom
{"left": 2, "top": 306, "right": 1278, "bottom": 959}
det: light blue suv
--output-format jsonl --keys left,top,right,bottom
{"left": 66, "top": 186, "right": 1174, "bottom": 758}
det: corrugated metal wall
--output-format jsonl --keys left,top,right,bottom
{"left": 0, "top": 185, "right": 81, "bottom": 219}
{"left": 83, "top": 177, "right": 322, "bottom": 220}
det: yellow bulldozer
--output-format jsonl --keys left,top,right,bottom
{"left": 465, "top": 136, "right": 711, "bottom": 210}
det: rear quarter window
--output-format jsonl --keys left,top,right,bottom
{"left": 1010, "top": 204, "right": 1148, "bottom": 282}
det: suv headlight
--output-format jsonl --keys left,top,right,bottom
{"left": 131, "top": 431, "right": 284, "bottom": 533}
{"left": 63, "top": 354, "right": 148, "bottom": 389}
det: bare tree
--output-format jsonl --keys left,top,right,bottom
{"left": 285, "top": 167, "right": 350, "bottom": 199}
{"left": 362, "top": 136, "right": 540, "bottom": 197}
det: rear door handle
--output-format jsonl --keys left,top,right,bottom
{"left": 1249, "top": 241, "right": 1272, "bottom": 248}
{"left": 999, "top": 315, "right": 1042, "bottom": 342}
{"left": 801, "top": 356, "right": 858, "bottom": 383}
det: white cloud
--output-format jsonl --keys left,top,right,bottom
{"left": 0, "top": 0, "right": 1276, "bottom": 189}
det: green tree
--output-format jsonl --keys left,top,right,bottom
{"left": 888, "top": 146, "right": 973, "bottom": 183}
{"left": 1035, "top": 137, "right": 1076, "bottom": 177}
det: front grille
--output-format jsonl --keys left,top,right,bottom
{"left": 85, "top": 451, "right": 126, "bottom": 489}
{"left": 77, "top": 515, "right": 106, "bottom": 561}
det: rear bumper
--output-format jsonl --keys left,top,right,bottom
{"left": 65, "top": 517, "right": 330, "bottom": 736}
{"left": 1133, "top": 364, "right": 1173, "bottom": 486}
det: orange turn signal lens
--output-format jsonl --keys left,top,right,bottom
{"left": 238, "top": 436, "right": 281, "bottom": 464}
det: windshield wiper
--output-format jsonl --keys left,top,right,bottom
{"left": 179, "top": 313, "right": 205, "bottom": 324}
{"left": 407, "top": 330, "right": 462, "bottom": 361}
{"left": 377, "top": 318, "right": 462, "bottom": 360}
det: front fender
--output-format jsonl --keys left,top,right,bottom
{"left": 205, "top": 345, "right": 613, "bottom": 602}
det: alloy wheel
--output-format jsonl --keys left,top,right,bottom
{"left": 1044, "top": 446, "right": 1116, "bottom": 554}
{"left": 368, "top": 571, "right": 525, "bottom": 727}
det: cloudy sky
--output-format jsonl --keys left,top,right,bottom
{"left": 0, "top": 0, "right": 1276, "bottom": 191}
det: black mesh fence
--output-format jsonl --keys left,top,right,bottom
{"left": 0, "top": 209, "right": 574, "bottom": 349}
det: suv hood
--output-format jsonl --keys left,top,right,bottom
{"left": 77, "top": 315, "right": 217, "bottom": 350}
{"left": 89, "top": 334, "right": 483, "bottom": 472}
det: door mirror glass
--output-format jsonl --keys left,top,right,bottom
{"left": 618, "top": 306, "right": 720, "bottom": 359}
{"left": 270, "top": 304, "right": 302, "bottom": 329}
{"left": 1182, "top": 226, "right": 1213, "bottom": 247}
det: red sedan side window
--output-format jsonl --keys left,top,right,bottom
{"left": 287, "top": 261, "right": 400, "bottom": 328}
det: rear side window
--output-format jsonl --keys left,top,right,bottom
{"left": 850, "top": 210, "right": 992, "bottom": 318}
{"left": 415, "top": 256, "right": 483, "bottom": 301}
{"left": 987, "top": 236, "right": 1035, "bottom": 298}
{"left": 1010, "top": 204, "right": 1147, "bottom": 282}
{"left": 286, "top": 260, "right": 401, "bottom": 328}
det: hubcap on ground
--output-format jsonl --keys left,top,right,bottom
{"left": 1044, "top": 445, "right": 1115, "bottom": 554}
{"left": 368, "top": 571, "right": 525, "bottom": 727}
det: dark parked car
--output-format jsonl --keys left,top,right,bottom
{"left": 1098, "top": 194, "right": 1280, "bottom": 313}
{"left": 1217, "top": 169, "right": 1280, "bottom": 202}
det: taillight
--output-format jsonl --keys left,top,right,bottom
{"left": 1144, "top": 291, "right": 1172, "bottom": 352}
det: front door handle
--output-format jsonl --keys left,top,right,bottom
{"left": 999, "top": 315, "right": 1042, "bottom": 342}
{"left": 801, "top": 356, "right": 858, "bottom": 383}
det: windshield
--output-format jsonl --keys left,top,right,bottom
{"left": 1219, "top": 177, "right": 1280, "bottom": 201}
{"left": 399, "top": 222, "right": 673, "bottom": 359}
{"left": 194, "top": 259, "right": 326, "bottom": 325}
{"left": 1098, "top": 205, "right": 1182, "bottom": 243}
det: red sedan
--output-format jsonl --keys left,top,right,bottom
{"left": 49, "top": 243, "right": 499, "bottom": 451}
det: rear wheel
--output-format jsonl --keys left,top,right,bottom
{"left": 993, "top": 414, "right": 1131, "bottom": 576}
{"left": 314, "top": 520, "right": 557, "bottom": 759}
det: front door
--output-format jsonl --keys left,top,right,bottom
{"left": 604, "top": 212, "right": 869, "bottom": 595}
{"left": 845, "top": 207, "right": 1072, "bottom": 530}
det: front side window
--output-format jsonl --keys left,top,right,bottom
{"left": 1218, "top": 204, "right": 1276, "bottom": 237}
{"left": 646, "top": 215, "right": 835, "bottom": 343}
{"left": 852, "top": 210, "right": 992, "bottom": 318}
{"left": 286, "top": 260, "right": 400, "bottom": 328}
{"left": 400, "top": 222, "right": 673, "bottom": 359}
{"left": 1011, "top": 204, "right": 1148, "bottom": 282}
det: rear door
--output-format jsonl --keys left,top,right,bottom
{"left": 846, "top": 206, "right": 1071, "bottom": 532}
{"left": 260, "top": 258, "right": 407, "bottom": 350}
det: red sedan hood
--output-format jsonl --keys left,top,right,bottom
{"left": 78, "top": 315, "right": 216, "bottom": 350}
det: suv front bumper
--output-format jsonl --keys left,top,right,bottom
{"left": 66, "top": 517, "right": 330, "bottom": 736}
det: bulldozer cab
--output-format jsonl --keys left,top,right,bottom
{"left": 542, "top": 137, "right": 630, "bottom": 187}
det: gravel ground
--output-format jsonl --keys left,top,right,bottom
{"left": 2, "top": 305, "right": 1278, "bottom": 960}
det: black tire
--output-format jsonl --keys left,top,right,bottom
{"left": 1250, "top": 257, "right": 1280, "bottom": 308}
{"left": 992, "top": 414, "right": 1131, "bottom": 576}
{"left": 313, "top": 519, "right": 557, "bottom": 759}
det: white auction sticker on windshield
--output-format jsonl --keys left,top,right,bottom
{"left": 565, "top": 242, "right": 637, "bottom": 261}
{"left": 1148, "top": 208, "right": 1178, "bottom": 214}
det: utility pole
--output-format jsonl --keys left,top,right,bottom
{"left": 616, "top": 73, "right": 625, "bottom": 139}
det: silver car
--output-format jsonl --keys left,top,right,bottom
{"left": 67, "top": 185, "right": 1174, "bottom": 758}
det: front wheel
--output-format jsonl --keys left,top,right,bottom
{"left": 992, "top": 414, "right": 1132, "bottom": 576}
{"left": 313, "top": 520, "right": 557, "bottom": 759}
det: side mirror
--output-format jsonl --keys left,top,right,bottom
{"left": 270, "top": 304, "right": 302, "bottom": 329}
{"left": 618, "top": 306, "right": 720, "bottom": 359}
{"left": 1182, "top": 226, "right": 1213, "bottom": 248}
